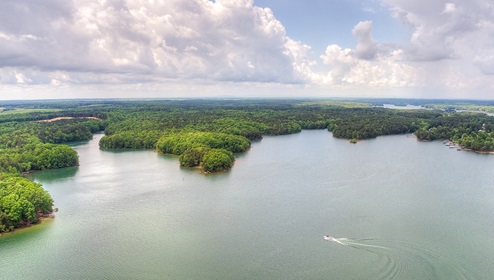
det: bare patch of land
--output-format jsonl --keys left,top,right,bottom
{"left": 39, "top": 116, "right": 102, "bottom": 122}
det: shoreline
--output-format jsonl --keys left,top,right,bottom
{"left": 461, "top": 148, "right": 494, "bottom": 154}
{"left": 413, "top": 135, "right": 494, "bottom": 154}
{"left": 0, "top": 215, "right": 54, "bottom": 238}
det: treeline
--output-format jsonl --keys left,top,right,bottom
{"left": 0, "top": 114, "right": 105, "bottom": 232}
{"left": 155, "top": 131, "right": 250, "bottom": 172}
{"left": 2, "top": 99, "right": 494, "bottom": 230}
{"left": 0, "top": 119, "right": 105, "bottom": 174}
{"left": 36, "top": 119, "right": 105, "bottom": 143}
{"left": 0, "top": 174, "right": 54, "bottom": 232}
{"left": 94, "top": 100, "right": 494, "bottom": 171}
{"left": 95, "top": 102, "right": 333, "bottom": 172}
{"left": 328, "top": 108, "right": 439, "bottom": 139}
{"left": 0, "top": 136, "right": 78, "bottom": 173}
{"left": 414, "top": 113, "right": 494, "bottom": 151}
{"left": 0, "top": 108, "right": 107, "bottom": 124}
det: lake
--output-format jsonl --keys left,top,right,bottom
{"left": 1, "top": 130, "right": 494, "bottom": 279}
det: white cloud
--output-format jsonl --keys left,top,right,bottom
{"left": 442, "top": 3, "right": 457, "bottom": 14}
{"left": 352, "top": 21, "right": 379, "bottom": 60}
{"left": 15, "top": 72, "right": 31, "bottom": 84}
{"left": 319, "top": 45, "right": 356, "bottom": 85}
{"left": 376, "top": 0, "right": 494, "bottom": 95}
{"left": 1, "top": 0, "right": 494, "bottom": 99}
{"left": 319, "top": 21, "right": 419, "bottom": 88}
{"left": 382, "top": 0, "right": 493, "bottom": 61}
{"left": 0, "top": 0, "right": 313, "bottom": 86}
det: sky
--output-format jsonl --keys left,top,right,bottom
{"left": 1, "top": 0, "right": 494, "bottom": 100}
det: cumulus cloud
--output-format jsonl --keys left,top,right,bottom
{"left": 352, "top": 21, "right": 379, "bottom": 60}
{"left": 318, "top": 21, "right": 419, "bottom": 87}
{"left": 378, "top": 0, "right": 494, "bottom": 92}
{"left": 1, "top": 0, "right": 494, "bottom": 98}
{"left": 319, "top": 45, "right": 419, "bottom": 87}
{"left": 0, "top": 0, "right": 316, "bottom": 86}
{"left": 382, "top": 0, "right": 494, "bottom": 61}
{"left": 319, "top": 45, "right": 356, "bottom": 84}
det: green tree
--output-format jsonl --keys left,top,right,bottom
{"left": 201, "top": 149, "right": 235, "bottom": 173}
{"left": 179, "top": 146, "right": 210, "bottom": 168}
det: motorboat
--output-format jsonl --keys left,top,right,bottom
{"left": 324, "top": 235, "right": 335, "bottom": 241}
{"left": 324, "top": 235, "right": 346, "bottom": 245}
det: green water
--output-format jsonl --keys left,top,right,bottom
{"left": 1, "top": 130, "right": 494, "bottom": 279}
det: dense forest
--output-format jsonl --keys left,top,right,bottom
{"left": 1, "top": 98, "right": 494, "bottom": 232}
{"left": 0, "top": 111, "right": 105, "bottom": 233}
{"left": 0, "top": 174, "right": 54, "bottom": 232}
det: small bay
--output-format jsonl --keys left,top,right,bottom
{"left": 1, "top": 130, "right": 494, "bottom": 279}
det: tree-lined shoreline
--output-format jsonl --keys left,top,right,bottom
{"left": 2, "top": 98, "right": 494, "bottom": 233}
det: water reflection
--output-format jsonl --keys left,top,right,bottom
{"left": 28, "top": 166, "right": 78, "bottom": 183}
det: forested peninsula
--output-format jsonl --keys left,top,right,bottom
{"left": 2, "top": 98, "right": 494, "bottom": 233}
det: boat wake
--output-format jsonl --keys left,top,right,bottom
{"left": 323, "top": 235, "right": 347, "bottom": 245}
{"left": 323, "top": 236, "right": 477, "bottom": 280}
{"left": 324, "top": 236, "right": 390, "bottom": 249}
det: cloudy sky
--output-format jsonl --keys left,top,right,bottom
{"left": 1, "top": 0, "right": 494, "bottom": 100}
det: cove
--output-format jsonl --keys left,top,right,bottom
{"left": 1, "top": 130, "right": 494, "bottom": 279}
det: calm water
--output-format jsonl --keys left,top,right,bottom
{"left": 1, "top": 131, "right": 494, "bottom": 279}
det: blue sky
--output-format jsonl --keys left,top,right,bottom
{"left": 1, "top": 0, "right": 493, "bottom": 100}
{"left": 254, "top": 0, "right": 409, "bottom": 51}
